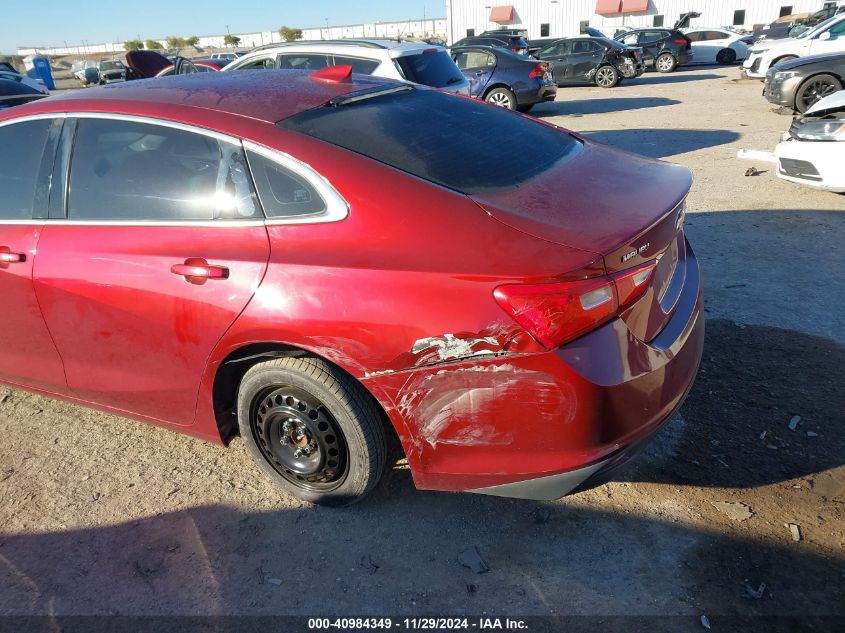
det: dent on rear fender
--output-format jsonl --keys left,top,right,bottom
{"left": 393, "top": 360, "right": 576, "bottom": 452}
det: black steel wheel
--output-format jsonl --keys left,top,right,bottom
{"left": 252, "top": 385, "right": 348, "bottom": 491}
{"left": 237, "top": 356, "right": 386, "bottom": 506}
{"left": 795, "top": 74, "right": 842, "bottom": 113}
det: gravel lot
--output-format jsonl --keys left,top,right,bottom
{"left": 1, "top": 66, "right": 843, "bottom": 625}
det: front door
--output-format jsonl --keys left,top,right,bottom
{"left": 0, "top": 117, "right": 68, "bottom": 393}
{"left": 33, "top": 116, "right": 270, "bottom": 426}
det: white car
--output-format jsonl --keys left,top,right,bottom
{"left": 775, "top": 90, "right": 845, "bottom": 191}
{"left": 739, "top": 90, "right": 845, "bottom": 192}
{"left": 743, "top": 14, "right": 845, "bottom": 79}
{"left": 223, "top": 39, "right": 471, "bottom": 95}
{"left": 683, "top": 28, "right": 748, "bottom": 64}
{"left": 0, "top": 70, "right": 48, "bottom": 94}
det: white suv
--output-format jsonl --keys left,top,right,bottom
{"left": 743, "top": 14, "right": 845, "bottom": 79}
{"left": 222, "top": 39, "right": 471, "bottom": 94}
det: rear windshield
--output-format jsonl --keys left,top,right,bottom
{"left": 394, "top": 51, "right": 464, "bottom": 88}
{"left": 278, "top": 88, "right": 581, "bottom": 195}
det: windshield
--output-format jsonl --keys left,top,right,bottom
{"left": 394, "top": 51, "right": 464, "bottom": 88}
{"left": 99, "top": 61, "right": 123, "bottom": 70}
{"left": 278, "top": 88, "right": 581, "bottom": 195}
{"left": 800, "top": 15, "right": 841, "bottom": 38}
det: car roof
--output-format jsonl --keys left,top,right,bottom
{"left": 2, "top": 70, "right": 392, "bottom": 125}
{"left": 245, "top": 39, "right": 437, "bottom": 55}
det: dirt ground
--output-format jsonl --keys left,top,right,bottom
{"left": 1, "top": 66, "right": 844, "bottom": 627}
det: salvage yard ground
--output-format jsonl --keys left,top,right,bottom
{"left": 0, "top": 66, "right": 843, "bottom": 623}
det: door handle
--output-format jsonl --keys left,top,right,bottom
{"left": 171, "top": 257, "right": 229, "bottom": 285}
{"left": 0, "top": 247, "right": 25, "bottom": 264}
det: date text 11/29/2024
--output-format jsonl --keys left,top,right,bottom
{"left": 308, "top": 618, "right": 529, "bottom": 630}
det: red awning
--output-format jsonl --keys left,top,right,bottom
{"left": 489, "top": 5, "right": 514, "bottom": 23}
{"left": 595, "top": 0, "right": 622, "bottom": 17}
{"left": 622, "top": 0, "right": 649, "bottom": 13}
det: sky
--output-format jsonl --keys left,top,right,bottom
{"left": 0, "top": 0, "right": 441, "bottom": 52}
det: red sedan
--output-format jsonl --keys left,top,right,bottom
{"left": 0, "top": 68, "right": 703, "bottom": 506}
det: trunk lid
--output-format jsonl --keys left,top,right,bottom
{"left": 471, "top": 137, "right": 691, "bottom": 342}
{"left": 125, "top": 50, "right": 172, "bottom": 78}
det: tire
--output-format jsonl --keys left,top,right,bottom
{"left": 655, "top": 53, "right": 677, "bottom": 73}
{"left": 716, "top": 48, "right": 737, "bottom": 65}
{"left": 794, "top": 73, "right": 842, "bottom": 113}
{"left": 594, "top": 64, "right": 619, "bottom": 88}
{"left": 485, "top": 87, "right": 516, "bottom": 109}
{"left": 237, "top": 356, "right": 386, "bottom": 506}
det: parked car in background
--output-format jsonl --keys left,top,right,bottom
{"left": 614, "top": 28, "right": 692, "bottom": 72}
{"left": 529, "top": 28, "right": 611, "bottom": 55}
{"left": 208, "top": 52, "right": 244, "bottom": 61}
{"left": 774, "top": 90, "right": 845, "bottom": 191}
{"left": 451, "top": 34, "right": 530, "bottom": 56}
{"left": 534, "top": 37, "right": 643, "bottom": 88}
{"left": 96, "top": 60, "right": 127, "bottom": 84}
{"left": 480, "top": 28, "right": 528, "bottom": 38}
{"left": 744, "top": 14, "right": 845, "bottom": 79}
{"left": 0, "top": 70, "right": 48, "bottom": 94}
{"left": 125, "top": 50, "right": 206, "bottom": 79}
{"left": 0, "top": 69, "right": 702, "bottom": 506}
{"left": 451, "top": 45, "right": 556, "bottom": 110}
{"left": 0, "top": 77, "right": 46, "bottom": 109}
{"left": 683, "top": 28, "right": 748, "bottom": 64}
{"left": 224, "top": 40, "right": 470, "bottom": 94}
{"left": 764, "top": 51, "right": 845, "bottom": 112}
{"left": 187, "top": 58, "right": 228, "bottom": 71}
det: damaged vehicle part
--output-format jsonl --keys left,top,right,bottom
{"left": 0, "top": 69, "right": 702, "bottom": 507}
{"left": 451, "top": 45, "right": 556, "bottom": 111}
{"left": 738, "top": 90, "right": 845, "bottom": 191}
{"left": 534, "top": 37, "right": 644, "bottom": 88}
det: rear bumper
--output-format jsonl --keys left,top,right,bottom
{"left": 367, "top": 239, "right": 704, "bottom": 497}
{"left": 517, "top": 83, "right": 557, "bottom": 106}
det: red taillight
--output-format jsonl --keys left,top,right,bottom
{"left": 673, "top": 38, "right": 688, "bottom": 45}
{"left": 494, "top": 262, "right": 657, "bottom": 349}
{"left": 529, "top": 63, "right": 546, "bottom": 78}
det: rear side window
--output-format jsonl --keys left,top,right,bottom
{"left": 279, "top": 88, "right": 581, "bottom": 195}
{"left": 278, "top": 54, "right": 329, "bottom": 70}
{"left": 332, "top": 55, "right": 379, "bottom": 74}
{"left": 246, "top": 149, "right": 326, "bottom": 217}
{"left": 395, "top": 51, "right": 464, "bottom": 88}
{"left": 639, "top": 31, "right": 667, "bottom": 43}
{"left": 68, "top": 118, "right": 260, "bottom": 221}
{"left": 0, "top": 120, "right": 51, "bottom": 220}
{"left": 454, "top": 50, "right": 495, "bottom": 69}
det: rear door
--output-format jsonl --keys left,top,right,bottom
{"left": 0, "top": 116, "right": 68, "bottom": 393}
{"left": 33, "top": 115, "right": 270, "bottom": 426}
{"left": 637, "top": 30, "right": 668, "bottom": 64}
{"left": 452, "top": 48, "right": 496, "bottom": 96}
{"left": 567, "top": 39, "right": 604, "bottom": 80}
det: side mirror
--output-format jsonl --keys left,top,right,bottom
{"left": 818, "top": 31, "right": 832, "bottom": 40}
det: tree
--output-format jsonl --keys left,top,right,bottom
{"left": 185, "top": 36, "right": 200, "bottom": 46}
{"left": 166, "top": 36, "right": 187, "bottom": 48}
{"left": 124, "top": 39, "right": 144, "bottom": 51}
{"left": 223, "top": 34, "right": 241, "bottom": 47}
{"left": 278, "top": 26, "right": 303, "bottom": 42}
{"left": 145, "top": 39, "right": 163, "bottom": 50}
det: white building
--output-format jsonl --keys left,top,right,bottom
{"left": 445, "top": 0, "right": 840, "bottom": 43}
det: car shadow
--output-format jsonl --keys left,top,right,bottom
{"left": 578, "top": 128, "right": 741, "bottom": 158}
{"left": 0, "top": 500, "right": 841, "bottom": 622}
{"left": 628, "top": 72, "right": 727, "bottom": 85}
{"left": 532, "top": 97, "right": 681, "bottom": 117}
